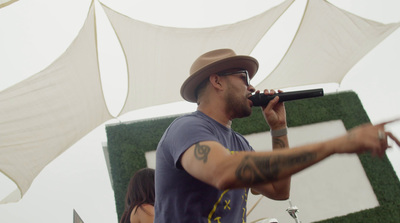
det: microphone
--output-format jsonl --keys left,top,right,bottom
{"left": 249, "top": 88, "right": 324, "bottom": 106}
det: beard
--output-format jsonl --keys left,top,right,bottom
{"left": 224, "top": 86, "right": 252, "bottom": 119}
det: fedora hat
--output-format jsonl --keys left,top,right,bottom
{"left": 180, "top": 48, "right": 259, "bottom": 102}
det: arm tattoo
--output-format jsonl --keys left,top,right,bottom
{"left": 194, "top": 142, "right": 210, "bottom": 163}
{"left": 272, "top": 138, "right": 286, "bottom": 148}
{"left": 235, "top": 152, "right": 316, "bottom": 184}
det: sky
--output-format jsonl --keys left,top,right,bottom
{"left": 0, "top": 0, "right": 399, "bottom": 222}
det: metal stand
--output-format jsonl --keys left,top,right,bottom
{"left": 286, "top": 200, "right": 301, "bottom": 223}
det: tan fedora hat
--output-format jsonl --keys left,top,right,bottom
{"left": 180, "top": 48, "right": 259, "bottom": 103}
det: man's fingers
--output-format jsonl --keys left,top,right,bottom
{"left": 377, "top": 118, "right": 400, "bottom": 128}
{"left": 387, "top": 132, "right": 400, "bottom": 147}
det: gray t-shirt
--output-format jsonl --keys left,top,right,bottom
{"left": 155, "top": 110, "right": 254, "bottom": 222}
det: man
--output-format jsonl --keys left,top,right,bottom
{"left": 154, "top": 48, "right": 399, "bottom": 222}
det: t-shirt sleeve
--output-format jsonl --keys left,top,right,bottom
{"left": 162, "top": 116, "right": 218, "bottom": 168}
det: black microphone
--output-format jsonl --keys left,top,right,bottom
{"left": 249, "top": 88, "right": 324, "bottom": 106}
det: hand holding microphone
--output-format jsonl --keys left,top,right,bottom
{"left": 249, "top": 88, "right": 324, "bottom": 106}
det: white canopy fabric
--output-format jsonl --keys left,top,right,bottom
{"left": 0, "top": 2, "right": 112, "bottom": 202}
{"left": 100, "top": 0, "right": 295, "bottom": 114}
{"left": 257, "top": 0, "right": 400, "bottom": 89}
{"left": 0, "top": 0, "right": 399, "bottom": 203}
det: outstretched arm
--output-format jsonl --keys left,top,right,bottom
{"left": 180, "top": 121, "right": 399, "bottom": 195}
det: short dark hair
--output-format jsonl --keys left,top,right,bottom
{"left": 194, "top": 77, "right": 210, "bottom": 103}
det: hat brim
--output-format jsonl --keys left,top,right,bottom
{"left": 180, "top": 55, "right": 259, "bottom": 103}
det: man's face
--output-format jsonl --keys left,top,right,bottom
{"left": 218, "top": 69, "right": 254, "bottom": 119}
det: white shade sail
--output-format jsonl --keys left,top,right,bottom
{"left": 100, "top": 0, "right": 295, "bottom": 114}
{"left": 0, "top": 2, "right": 112, "bottom": 202}
{"left": 256, "top": 0, "right": 400, "bottom": 90}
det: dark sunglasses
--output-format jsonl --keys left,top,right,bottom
{"left": 217, "top": 69, "right": 250, "bottom": 86}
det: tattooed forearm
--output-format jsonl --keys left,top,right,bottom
{"left": 194, "top": 142, "right": 210, "bottom": 163}
{"left": 235, "top": 156, "right": 278, "bottom": 183}
{"left": 272, "top": 138, "right": 286, "bottom": 148}
{"left": 235, "top": 152, "right": 316, "bottom": 184}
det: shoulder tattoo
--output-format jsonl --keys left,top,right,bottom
{"left": 194, "top": 142, "right": 210, "bottom": 163}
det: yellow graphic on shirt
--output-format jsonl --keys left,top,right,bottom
{"left": 207, "top": 149, "right": 248, "bottom": 222}
{"left": 228, "top": 149, "right": 236, "bottom": 155}
{"left": 214, "top": 217, "right": 222, "bottom": 223}
{"left": 224, "top": 200, "right": 231, "bottom": 210}
{"left": 208, "top": 189, "right": 229, "bottom": 222}
{"left": 207, "top": 188, "right": 248, "bottom": 222}
{"left": 242, "top": 192, "right": 248, "bottom": 221}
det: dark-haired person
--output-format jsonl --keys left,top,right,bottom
{"left": 154, "top": 48, "right": 400, "bottom": 222}
{"left": 120, "top": 168, "right": 155, "bottom": 223}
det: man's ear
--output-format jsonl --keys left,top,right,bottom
{"left": 209, "top": 74, "right": 224, "bottom": 90}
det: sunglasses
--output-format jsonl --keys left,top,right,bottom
{"left": 217, "top": 69, "right": 250, "bottom": 86}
